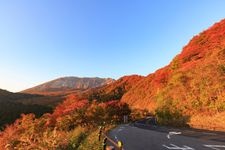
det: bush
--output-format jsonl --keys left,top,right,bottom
{"left": 155, "top": 97, "right": 189, "bottom": 127}
{"left": 77, "top": 129, "right": 102, "bottom": 150}
{"left": 155, "top": 108, "right": 189, "bottom": 127}
{"left": 218, "top": 64, "right": 225, "bottom": 74}
{"left": 66, "top": 127, "right": 87, "bottom": 150}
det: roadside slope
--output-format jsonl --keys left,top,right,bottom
{"left": 121, "top": 19, "right": 225, "bottom": 129}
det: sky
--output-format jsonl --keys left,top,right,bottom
{"left": 0, "top": 0, "right": 225, "bottom": 92}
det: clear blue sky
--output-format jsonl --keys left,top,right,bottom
{"left": 0, "top": 0, "right": 225, "bottom": 92}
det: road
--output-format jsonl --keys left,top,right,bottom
{"left": 107, "top": 122, "right": 225, "bottom": 150}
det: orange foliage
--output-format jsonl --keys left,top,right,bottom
{"left": 53, "top": 94, "right": 88, "bottom": 117}
{"left": 122, "top": 18, "right": 225, "bottom": 131}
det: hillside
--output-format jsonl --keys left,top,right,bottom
{"left": 0, "top": 91, "right": 131, "bottom": 149}
{"left": 121, "top": 19, "right": 225, "bottom": 128}
{"left": 22, "top": 77, "right": 114, "bottom": 95}
{"left": 0, "top": 77, "right": 116, "bottom": 128}
{"left": 0, "top": 89, "right": 53, "bottom": 128}
{"left": 83, "top": 75, "right": 144, "bottom": 102}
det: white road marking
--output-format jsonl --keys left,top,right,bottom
{"left": 163, "top": 144, "right": 194, "bottom": 150}
{"left": 167, "top": 132, "right": 182, "bottom": 139}
{"left": 203, "top": 144, "right": 225, "bottom": 150}
{"left": 118, "top": 129, "right": 123, "bottom": 132}
{"left": 114, "top": 135, "right": 118, "bottom": 141}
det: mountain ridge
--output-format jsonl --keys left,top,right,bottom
{"left": 22, "top": 76, "right": 115, "bottom": 95}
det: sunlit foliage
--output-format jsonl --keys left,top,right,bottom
{"left": 122, "top": 19, "right": 225, "bottom": 129}
{"left": 0, "top": 94, "right": 131, "bottom": 149}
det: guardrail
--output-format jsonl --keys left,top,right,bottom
{"left": 98, "top": 126, "right": 124, "bottom": 150}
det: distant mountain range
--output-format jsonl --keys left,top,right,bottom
{"left": 22, "top": 77, "right": 115, "bottom": 95}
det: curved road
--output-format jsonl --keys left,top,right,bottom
{"left": 107, "top": 123, "right": 225, "bottom": 150}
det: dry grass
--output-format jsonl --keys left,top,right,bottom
{"left": 189, "top": 112, "right": 225, "bottom": 131}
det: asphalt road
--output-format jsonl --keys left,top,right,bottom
{"left": 107, "top": 123, "right": 225, "bottom": 150}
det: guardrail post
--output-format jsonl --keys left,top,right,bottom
{"left": 118, "top": 140, "right": 123, "bottom": 150}
{"left": 103, "top": 137, "right": 107, "bottom": 150}
{"left": 98, "top": 126, "right": 102, "bottom": 141}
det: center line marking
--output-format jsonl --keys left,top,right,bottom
{"left": 163, "top": 144, "right": 194, "bottom": 150}
{"left": 167, "top": 132, "right": 182, "bottom": 139}
{"left": 203, "top": 144, "right": 225, "bottom": 150}
{"left": 114, "top": 135, "right": 118, "bottom": 141}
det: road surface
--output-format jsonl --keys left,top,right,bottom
{"left": 107, "top": 122, "right": 225, "bottom": 150}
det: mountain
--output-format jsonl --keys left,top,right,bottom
{"left": 22, "top": 77, "right": 115, "bottom": 95}
{"left": 0, "top": 89, "right": 40, "bottom": 102}
{"left": 83, "top": 75, "right": 144, "bottom": 102}
{"left": 0, "top": 89, "right": 53, "bottom": 128}
{"left": 121, "top": 19, "right": 225, "bottom": 128}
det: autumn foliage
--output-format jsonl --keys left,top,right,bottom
{"left": 122, "top": 19, "right": 225, "bottom": 129}
{"left": 0, "top": 94, "right": 131, "bottom": 149}
{"left": 85, "top": 75, "right": 143, "bottom": 102}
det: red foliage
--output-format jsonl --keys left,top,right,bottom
{"left": 106, "top": 75, "right": 144, "bottom": 92}
{"left": 53, "top": 94, "right": 88, "bottom": 117}
{"left": 151, "top": 67, "right": 171, "bottom": 88}
{"left": 179, "top": 19, "right": 225, "bottom": 64}
{"left": 122, "top": 18, "right": 225, "bottom": 112}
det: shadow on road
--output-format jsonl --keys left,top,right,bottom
{"left": 132, "top": 119, "right": 225, "bottom": 143}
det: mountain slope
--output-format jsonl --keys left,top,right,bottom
{"left": 121, "top": 19, "right": 225, "bottom": 115}
{"left": 83, "top": 75, "right": 144, "bottom": 102}
{"left": 0, "top": 89, "right": 53, "bottom": 128}
{"left": 22, "top": 77, "right": 114, "bottom": 95}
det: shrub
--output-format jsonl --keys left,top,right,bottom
{"left": 77, "top": 128, "right": 102, "bottom": 150}
{"left": 155, "top": 108, "right": 189, "bottom": 127}
{"left": 218, "top": 64, "right": 225, "bottom": 74}
{"left": 155, "top": 97, "right": 189, "bottom": 127}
